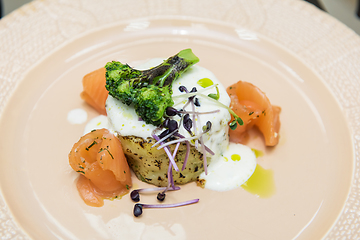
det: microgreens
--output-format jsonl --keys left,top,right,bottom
{"left": 130, "top": 186, "right": 181, "bottom": 202}
{"left": 207, "top": 85, "right": 220, "bottom": 100}
{"left": 136, "top": 81, "right": 228, "bottom": 214}
{"left": 172, "top": 84, "right": 217, "bottom": 103}
{"left": 229, "top": 117, "right": 244, "bottom": 130}
{"left": 133, "top": 199, "right": 199, "bottom": 217}
{"left": 152, "top": 134, "right": 179, "bottom": 172}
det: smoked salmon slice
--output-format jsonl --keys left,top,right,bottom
{"left": 69, "top": 128, "right": 132, "bottom": 207}
{"left": 227, "top": 81, "right": 281, "bottom": 146}
{"left": 80, "top": 67, "right": 108, "bottom": 115}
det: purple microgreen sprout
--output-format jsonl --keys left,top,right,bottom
{"left": 185, "top": 86, "right": 198, "bottom": 148}
{"left": 158, "top": 165, "right": 173, "bottom": 202}
{"left": 173, "top": 132, "right": 191, "bottom": 171}
{"left": 200, "top": 140, "right": 215, "bottom": 155}
{"left": 196, "top": 118, "right": 212, "bottom": 175}
{"left": 194, "top": 97, "right": 200, "bottom": 107}
{"left": 183, "top": 113, "right": 193, "bottom": 136}
{"left": 179, "top": 85, "right": 188, "bottom": 92}
{"left": 189, "top": 86, "right": 197, "bottom": 100}
{"left": 130, "top": 186, "right": 181, "bottom": 202}
{"left": 151, "top": 128, "right": 178, "bottom": 148}
{"left": 200, "top": 136, "right": 207, "bottom": 174}
{"left": 156, "top": 121, "right": 212, "bottom": 152}
{"left": 190, "top": 103, "right": 198, "bottom": 148}
{"left": 177, "top": 85, "right": 200, "bottom": 147}
{"left": 158, "top": 129, "right": 170, "bottom": 139}
{"left": 173, "top": 84, "right": 218, "bottom": 103}
{"left": 152, "top": 134, "right": 179, "bottom": 171}
{"left": 165, "top": 107, "right": 179, "bottom": 117}
{"left": 162, "top": 117, "right": 170, "bottom": 128}
{"left": 157, "top": 133, "right": 214, "bottom": 158}
{"left": 158, "top": 141, "right": 181, "bottom": 201}
{"left": 178, "top": 109, "right": 220, "bottom": 115}
{"left": 156, "top": 134, "right": 205, "bottom": 150}
{"left": 202, "top": 121, "right": 212, "bottom": 133}
{"left": 133, "top": 199, "right": 200, "bottom": 217}
{"left": 179, "top": 91, "right": 244, "bottom": 130}
{"left": 167, "top": 119, "right": 178, "bottom": 132}
{"left": 157, "top": 192, "right": 166, "bottom": 201}
{"left": 183, "top": 141, "right": 191, "bottom": 171}
{"left": 172, "top": 141, "right": 181, "bottom": 159}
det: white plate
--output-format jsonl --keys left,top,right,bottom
{"left": 0, "top": 0, "right": 359, "bottom": 239}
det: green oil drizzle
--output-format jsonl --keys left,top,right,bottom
{"left": 231, "top": 154, "right": 241, "bottom": 161}
{"left": 251, "top": 148, "right": 264, "bottom": 158}
{"left": 242, "top": 164, "right": 275, "bottom": 198}
{"left": 197, "top": 78, "right": 214, "bottom": 88}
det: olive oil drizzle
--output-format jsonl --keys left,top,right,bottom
{"left": 242, "top": 149, "right": 275, "bottom": 198}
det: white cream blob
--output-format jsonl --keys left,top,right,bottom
{"left": 83, "top": 115, "right": 110, "bottom": 135}
{"left": 199, "top": 143, "right": 257, "bottom": 191}
{"left": 106, "top": 96, "right": 157, "bottom": 138}
{"left": 67, "top": 108, "right": 87, "bottom": 124}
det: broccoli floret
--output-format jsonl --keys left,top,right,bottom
{"left": 105, "top": 49, "right": 199, "bottom": 125}
{"left": 133, "top": 85, "right": 174, "bottom": 126}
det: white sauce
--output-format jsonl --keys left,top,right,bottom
{"left": 67, "top": 108, "right": 87, "bottom": 124}
{"left": 83, "top": 115, "right": 110, "bottom": 135}
{"left": 85, "top": 58, "right": 256, "bottom": 192}
{"left": 199, "top": 143, "right": 256, "bottom": 191}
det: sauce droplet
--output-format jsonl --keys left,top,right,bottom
{"left": 67, "top": 108, "right": 88, "bottom": 124}
{"left": 197, "top": 78, "right": 214, "bottom": 88}
{"left": 231, "top": 154, "right": 241, "bottom": 161}
{"left": 241, "top": 164, "right": 275, "bottom": 198}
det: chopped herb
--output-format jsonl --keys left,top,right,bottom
{"left": 85, "top": 140, "right": 97, "bottom": 151}
{"left": 249, "top": 111, "right": 254, "bottom": 116}
{"left": 76, "top": 170, "right": 85, "bottom": 174}
{"left": 98, "top": 147, "right": 114, "bottom": 159}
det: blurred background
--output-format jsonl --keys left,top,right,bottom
{"left": 0, "top": 0, "right": 360, "bottom": 35}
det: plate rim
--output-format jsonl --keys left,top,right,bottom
{"left": 1, "top": 0, "right": 360, "bottom": 239}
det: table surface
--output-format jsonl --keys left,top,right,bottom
{"left": 3, "top": 0, "right": 360, "bottom": 35}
